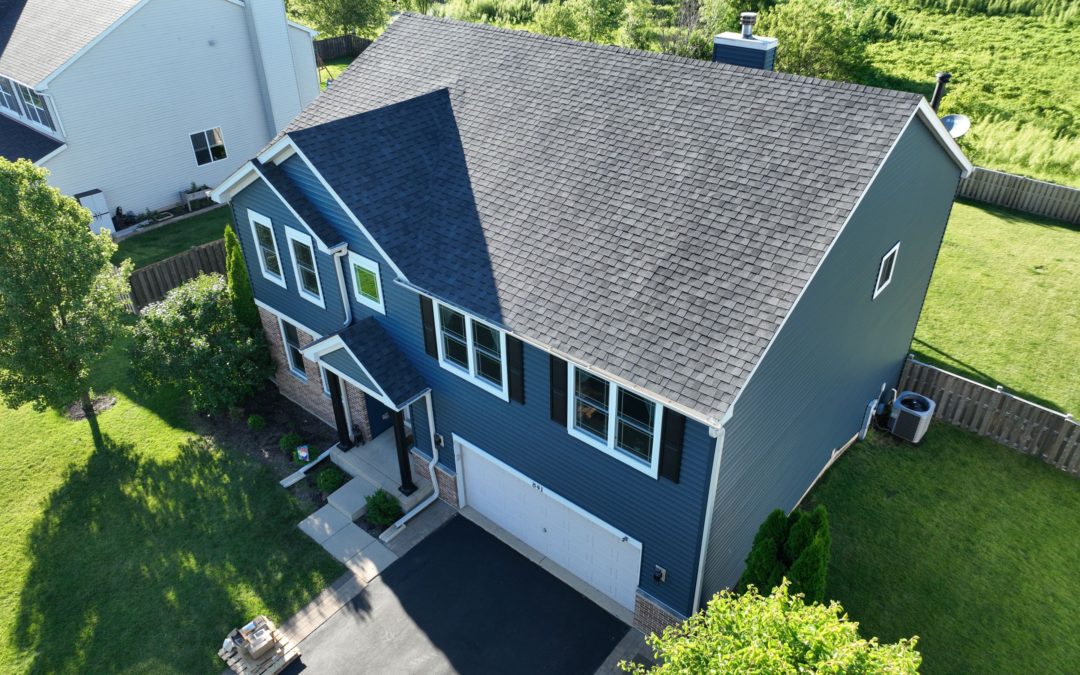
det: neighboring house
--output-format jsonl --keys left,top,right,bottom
{"left": 211, "top": 15, "right": 971, "bottom": 632}
{"left": 0, "top": 0, "right": 319, "bottom": 231}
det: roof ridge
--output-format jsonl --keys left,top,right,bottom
{"left": 389, "top": 13, "right": 922, "bottom": 104}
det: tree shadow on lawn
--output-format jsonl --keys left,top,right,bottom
{"left": 12, "top": 416, "right": 339, "bottom": 674}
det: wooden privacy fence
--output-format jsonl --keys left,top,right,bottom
{"left": 898, "top": 356, "right": 1080, "bottom": 476}
{"left": 128, "top": 239, "right": 226, "bottom": 310}
{"left": 958, "top": 167, "right": 1080, "bottom": 224}
{"left": 314, "top": 35, "right": 372, "bottom": 61}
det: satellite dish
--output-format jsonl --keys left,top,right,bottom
{"left": 941, "top": 114, "right": 971, "bottom": 139}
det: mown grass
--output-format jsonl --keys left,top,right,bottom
{"left": 913, "top": 201, "right": 1080, "bottom": 414}
{"left": 112, "top": 206, "right": 231, "bottom": 269}
{"left": 319, "top": 56, "right": 354, "bottom": 90}
{"left": 0, "top": 336, "right": 341, "bottom": 674}
{"left": 806, "top": 425, "right": 1080, "bottom": 674}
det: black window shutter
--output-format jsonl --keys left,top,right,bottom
{"left": 507, "top": 336, "right": 525, "bottom": 404}
{"left": 419, "top": 296, "right": 438, "bottom": 358}
{"left": 659, "top": 408, "right": 685, "bottom": 483}
{"left": 549, "top": 355, "right": 567, "bottom": 424}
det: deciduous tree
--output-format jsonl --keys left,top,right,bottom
{"left": 759, "top": 0, "right": 867, "bottom": 80}
{"left": 0, "top": 159, "right": 131, "bottom": 414}
{"left": 293, "top": 0, "right": 389, "bottom": 38}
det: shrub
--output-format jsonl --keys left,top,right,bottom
{"left": 365, "top": 489, "right": 404, "bottom": 527}
{"left": 621, "top": 580, "right": 921, "bottom": 673}
{"left": 247, "top": 414, "right": 266, "bottom": 431}
{"left": 737, "top": 506, "right": 831, "bottom": 601}
{"left": 131, "top": 274, "right": 270, "bottom": 412}
{"left": 224, "top": 224, "right": 260, "bottom": 333}
{"left": 279, "top": 432, "right": 303, "bottom": 456}
{"left": 316, "top": 465, "right": 348, "bottom": 494}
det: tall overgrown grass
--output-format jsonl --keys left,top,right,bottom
{"left": 904, "top": 0, "right": 1079, "bottom": 23}
{"left": 964, "top": 120, "right": 1080, "bottom": 186}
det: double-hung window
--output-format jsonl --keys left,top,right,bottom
{"left": 190, "top": 128, "right": 227, "bottom": 166}
{"left": 348, "top": 252, "right": 383, "bottom": 313}
{"left": 248, "top": 210, "right": 285, "bottom": 287}
{"left": 280, "top": 320, "right": 307, "bottom": 380}
{"left": 567, "top": 363, "right": 662, "bottom": 475}
{"left": 874, "top": 242, "right": 900, "bottom": 299}
{"left": 285, "top": 227, "right": 324, "bottom": 307}
{"left": 15, "top": 83, "right": 54, "bottom": 130}
{"left": 434, "top": 301, "right": 508, "bottom": 399}
{"left": 0, "top": 78, "right": 20, "bottom": 115}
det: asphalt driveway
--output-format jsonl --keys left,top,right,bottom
{"left": 284, "top": 515, "right": 630, "bottom": 674}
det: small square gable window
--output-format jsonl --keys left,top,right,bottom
{"left": 874, "top": 242, "right": 900, "bottom": 299}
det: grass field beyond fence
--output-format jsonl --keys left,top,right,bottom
{"left": 914, "top": 201, "right": 1079, "bottom": 415}
{"left": 807, "top": 426, "right": 1080, "bottom": 674}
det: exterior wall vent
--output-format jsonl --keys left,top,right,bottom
{"left": 712, "top": 12, "right": 778, "bottom": 71}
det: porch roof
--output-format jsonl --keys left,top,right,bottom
{"left": 303, "top": 317, "right": 429, "bottom": 410}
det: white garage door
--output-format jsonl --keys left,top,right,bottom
{"left": 456, "top": 436, "right": 642, "bottom": 610}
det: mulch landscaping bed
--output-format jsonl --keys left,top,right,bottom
{"left": 190, "top": 383, "right": 336, "bottom": 483}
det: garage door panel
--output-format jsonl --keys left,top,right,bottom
{"left": 458, "top": 437, "right": 642, "bottom": 611}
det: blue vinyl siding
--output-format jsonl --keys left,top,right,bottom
{"left": 234, "top": 154, "right": 717, "bottom": 616}
{"left": 712, "top": 43, "right": 775, "bottom": 70}
{"left": 229, "top": 177, "right": 345, "bottom": 336}
{"left": 701, "top": 119, "right": 963, "bottom": 596}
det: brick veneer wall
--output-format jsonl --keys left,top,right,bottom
{"left": 634, "top": 591, "right": 683, "bottom": 636}
{"left": 410, "top": 449, "right": 458, "bottom": 507}
{"left": 259, "top": 307, "right": 371, "bottom": 440}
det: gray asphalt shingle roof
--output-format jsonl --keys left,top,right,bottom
{"left": 284, "top": 14, "right": 925, "bottom": 421}
{"left": 0, "top": 114, "right": 61, "bottom": 161}
{"left": 0, "top": 0, "right": 141, "bottom": 85}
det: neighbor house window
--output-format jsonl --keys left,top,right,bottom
{"left": 15, "top": 83, "right": 54, "bottom": 130}
{"left": 280, "top": 320, "right": 306, "bottom": 380}
{"left": 190, "top": 128, "right": 227, "bottom": 166}
{"left": 247, "top": 210, "right": 285, "bottom": 287}
{"left": 0, "top": 78, "right": 20, "bottom": 115}
{"left": 285, "top": 227, "right": 324, "bottom": 307}
{"left": 348, "top": 252, "right": 383, "bottom": 313}
{"left": 568, "top": 363, "right": 662, "bottom": 475}
{"left": 874, "top": 242, "right": 900, "bottom": 299}
{"left": 434, "top": 301, "right": 507, "bottom": 399}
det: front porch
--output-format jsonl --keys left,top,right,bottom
{"left": 329, "top": 428, "right": 433, "bottom": 517}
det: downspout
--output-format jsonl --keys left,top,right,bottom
{"left": 380, "top": 391, "right": 440, "bottom": 542}
{"left": 332, "top": 247, "right": 351, "bottom": 326}
{"left": 692, "top": 424, "right": 726, "bottom": 614}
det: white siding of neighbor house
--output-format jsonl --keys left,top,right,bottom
{"left": 39, "top": 0, "right": 318, "bottom": 215}
{"left": 288, "top": 24, "right": 321, "bottom": 107}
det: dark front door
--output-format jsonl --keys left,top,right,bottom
{"left": 365, "top": 394, "right": 394, "bottom": 438}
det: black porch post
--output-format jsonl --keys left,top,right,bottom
{"left": 393, "top": 409, "right": 417, "bottom": 496}
{"left": 327, "top": 371, "right": 353, "bottom": 449}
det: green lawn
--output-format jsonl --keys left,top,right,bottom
{"left": 806, "top": 425, "right": 1080, "bottom": 674}
{"left": 913, "top": 201, "right": 1080, "bottom": 415}
{"left": 0, "top": 336, "right": 341, "bottom": 674}
{"left": 112, "top": 206, "right": 231, "bottom": 269}
{"left": 319, "top": 56, "right": 354, "bottom": 90}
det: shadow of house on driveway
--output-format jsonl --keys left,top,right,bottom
{"left": 12, "top": 416, "right": 339, "bottom": 674}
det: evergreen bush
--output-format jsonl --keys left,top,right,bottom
{"left": 365, "top": 489, "right": 404, "bottom": 527}
{"left": 316, "top": 465, "right": 347, "bottom": 494}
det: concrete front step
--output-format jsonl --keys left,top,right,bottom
{"left": 331, "top": 444, "right": 434, "bottom": 513}
{"left": 326, "top": 476, "right": 379, "bottom": 520}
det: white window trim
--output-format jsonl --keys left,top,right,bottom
{"left": 278, "top": 317, "right": 308, "bottom": 381}
{"left": 247, "top": 210, "right": 286, "bottom": 288}
{"left": 348, "top": 251, "right": 384, "bottom": 314}
{"left": 319, "top": 365, "right": 332, "bottom": 397}
{"left": 566, "top": 363, "right": 662, "bottom": 478}
{"left": 873, "top": 241, "right": 900, "bottom": 299}
{"left": 284, "top": 226, "right": 325, "bottom": 308}
{"left": 189, "top": 127, "right": 228, "bottom": 167}
{"left": 433, "top": 300, "right": 509, "bottom": 401}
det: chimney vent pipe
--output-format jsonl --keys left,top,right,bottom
{"left": 930, "top": 71, "right": 951, "bottom": 112}
{"left": 740, "top": 12, "right": 757, "bottom": 39}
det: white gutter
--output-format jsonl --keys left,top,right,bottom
{"left": 332, "top": 248, "right": 351, "bottom": 326}
{"left": 692, "top": 424, "right": 725, "bottom": 614}
{"left": 379, "top": 391, "right": 440, "bottom": 542}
